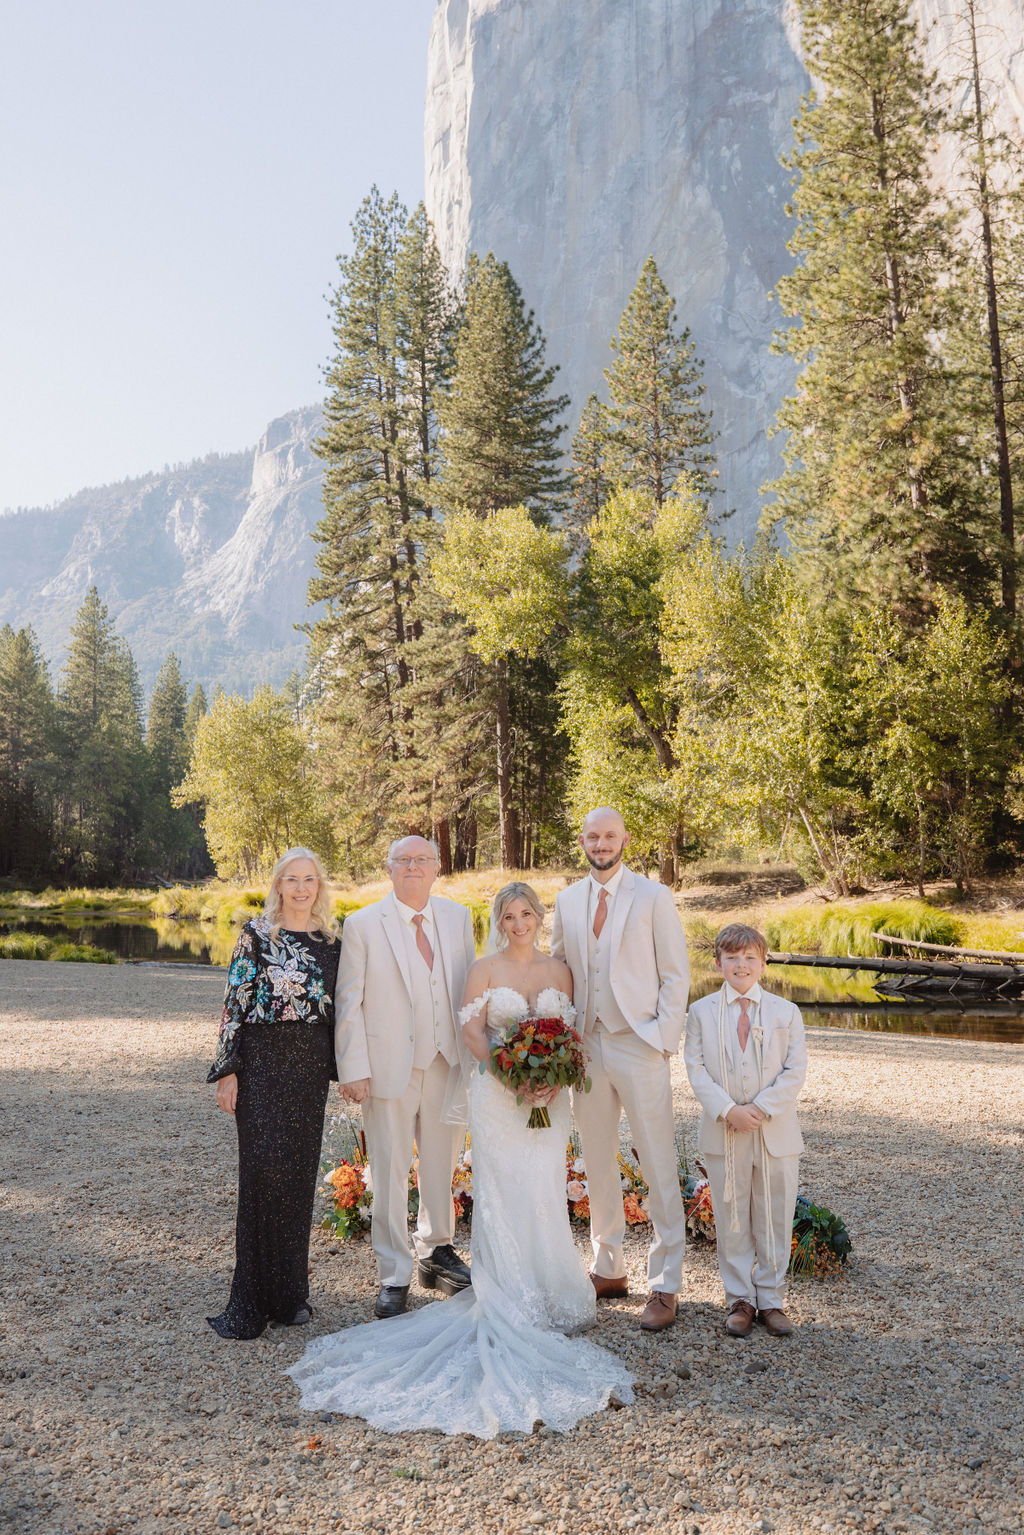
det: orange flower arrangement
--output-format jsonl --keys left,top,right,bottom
{"left": 326, "top": 1162, "right": 363, "bottom": 1210}
{"left": 623, "top": 1193, "right": 647, "bottom": 1225}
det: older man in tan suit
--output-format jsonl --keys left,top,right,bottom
{"left": 551, "top": 807, "right": 690, "bottom": 1332}
{"left": 335, "top": 836, "right": 476, "bottom": 1318}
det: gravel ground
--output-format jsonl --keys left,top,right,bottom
{"left": 1, "top": 957, "right": 1023, "bottom": 1535}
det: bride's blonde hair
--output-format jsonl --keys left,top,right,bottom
{"left": 264, "top": 847, "right": 336, "bottom": 939}
{"left": 489, "top": 881, "right": 546, "bottom": 951}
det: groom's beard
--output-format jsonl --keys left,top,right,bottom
{"left": 584, "top": 851, "right": 623, "bottom": 873}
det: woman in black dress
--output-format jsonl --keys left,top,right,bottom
{"left": 207, "top": 847, "right": 340, "bottom": 1339}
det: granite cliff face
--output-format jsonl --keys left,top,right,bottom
{"left": 0, "top": 407, "right": 324, "bottom": 696}
{"left": 425, "top": 0, "right": 1024, "bottom": 537}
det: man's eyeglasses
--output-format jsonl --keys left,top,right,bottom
{"left": 391, "top": 856, "right": 437, "bottom": 869}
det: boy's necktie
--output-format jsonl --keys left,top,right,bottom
{"left": 737, "top": 997, "right": 751, "bottom": 1051}
{"left": 412, "top": 913, "right": 434, "bottom": 969}
{"left": 593, "top": 887, "right": 608, "bottom": 939}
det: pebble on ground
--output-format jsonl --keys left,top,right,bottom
{"left": 1, "top": 958, "right": 1022, "bottom": 1535}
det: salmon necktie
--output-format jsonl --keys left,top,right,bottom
{"left": 737, "top": 997, "right": 751, "bottom": 1051}
{"left": 592, "top": 886, "right": 608, "bottom": 939}
{"left": 412, "top": 912, "right": 434, "bottom": 970}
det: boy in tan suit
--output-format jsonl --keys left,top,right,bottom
{"left": 683, "top": 923, "right": 806, "bottom": 1338}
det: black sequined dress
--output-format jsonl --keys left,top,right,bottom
{"left": 206, "top": 918, "right": 340, "bottom": 1339}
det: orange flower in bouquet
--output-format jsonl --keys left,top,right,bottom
{"left": 487, "top": 1017, "right": 591, "bottom": 1128}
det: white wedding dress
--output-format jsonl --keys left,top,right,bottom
{"left": 286, "top": 986, "right": 634, "bottom": 1439}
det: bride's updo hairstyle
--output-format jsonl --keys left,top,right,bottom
{"left": 489, "top": 881, "right": 546, "bottom": 951}
{"left": 264, "top": 846, "right": 337, "bottom": 939}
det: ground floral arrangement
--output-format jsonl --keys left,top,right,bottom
{"left": 320, "top": 1116, "right": 852, "bottom": 1279}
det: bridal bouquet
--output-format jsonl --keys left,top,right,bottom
{"left": 487, "top": 1017, "right": 592, "bottom": 1128}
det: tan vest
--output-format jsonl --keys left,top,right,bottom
{"left": 585, "top": 901, "right": 629, "bottom": 1034}
{"left": 722, "top": 998, "right": 761, "bottom": 1102}
{"left": 399, "top": 915, "right": 458, "bottom": 1070}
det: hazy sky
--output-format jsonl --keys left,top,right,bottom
{"left": 0, "top": 2, "right": 434, "bottom": 512}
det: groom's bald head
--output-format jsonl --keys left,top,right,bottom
{"left": 579, "top": 807, "right": 629, "bottom": 875}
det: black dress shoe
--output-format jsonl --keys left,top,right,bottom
{"left": 417, "top": 1244, "right": 472, "bottom": 1295}
{"left": 374, "top": 1284, "right": 410, "bottom": 1319}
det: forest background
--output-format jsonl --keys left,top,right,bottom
{"left": 4, "top": 0, "right": 1024, "bottom": 901}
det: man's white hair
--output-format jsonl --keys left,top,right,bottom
{"left": 386, "top": 835, "right": 440, "bottom": 865}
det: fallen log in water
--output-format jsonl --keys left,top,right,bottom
{"left": 870, "top": 930, "right": 1024, "bottom": 963}
{"left": 766, "top": 949, "right": 1024, "bottom": 999}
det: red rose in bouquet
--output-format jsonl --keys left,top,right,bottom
{"left": 487, "top": 1016, "right": 592, "bottom": 1128}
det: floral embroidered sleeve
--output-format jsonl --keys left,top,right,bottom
{"left": 207, "top": 923, "right": 260, "bottom": 1082}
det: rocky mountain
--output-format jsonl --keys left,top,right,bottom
{"left": 0, "top": 407, "right": 325, "bottom": 697}
{"left": 425, "top": 0, "right": 1024, "bottom": 540}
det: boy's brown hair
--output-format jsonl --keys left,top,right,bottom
{"left": 714, "top": 922, "right": 769, "bottom": 963}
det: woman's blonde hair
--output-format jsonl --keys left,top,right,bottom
{"left": 490, "top": 881, "right": 546, "bottom": 950}
{"left": 264, "top": 847, "right": 336, "bottom": 939}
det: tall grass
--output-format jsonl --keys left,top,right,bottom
{"left": 0, "top": 887, "right": 156, "bottom": 915}
{"left": 763, "top": 902, "right": 959, "bottom": 955}
{"left": 152, "top": 878, "right": 509, "bottom": 947}
{"left": 0, "top": 932, "right": 118, "bottom": 963}
{"left": 761, "top": 900, "right": 1024, "bottom": 957}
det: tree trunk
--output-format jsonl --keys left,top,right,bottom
{"left": 494, "top": 658, "right": 520, "bottom": 868}
{"left": 965, "top": 0, "right": 1016, "bottom": 620}
{"left": 433, "top": 815, "right": 453, "bottom": 877}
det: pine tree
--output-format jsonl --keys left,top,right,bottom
{"left": 942, "top": 0, "right": 1024, "bottom": 624}
{"left": 568, "top": 394, "right": 610, "bottom": 546}
{"left": 435, "top": 254, "right": 570, "bottom": 866}
{"left": 308, "top": 190, "right": 456, "bottom": 858}
{"left": 55, "top": 587, "right": 148, "bottom": 881}
{"left": 147, "top": 653, "right": 188, "bottom": 769}
{"left": 0, "top": 625, "right": 56, "bottom": 878}
{"left": 142, "top": 652, "right": 208, "bottom": 877}
{"left": 437, "top": 253, "right": 569, "bottom": 522}
{"left": 769, "top": 0, "right": 996, "bottom": 623}
{"left": 574, "top": 258, "right": 718, "bottom": 514}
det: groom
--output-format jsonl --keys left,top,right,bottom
{"left": 335, "top": 835, "right": 477, "bottom": 1318}
{"left": 551, "top": 807, "right": 690, "bottom": 1331}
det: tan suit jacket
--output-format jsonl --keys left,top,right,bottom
{"left": 684, "top": 986, "right": 806, "bottom": 1157}
{"left": 334, "top": 892, "right": 476, "bottom": 1099}
{"left": 550, "top": 867, "right": 690, "bottom": 1053}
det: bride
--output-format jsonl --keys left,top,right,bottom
{"left": 286, "top": 881, "right": 633, "bottom": 1439}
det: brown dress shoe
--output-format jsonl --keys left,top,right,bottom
{"left": 639, "top": 1291, "right": 677, "bottom": 1331}
{"left": 590, "top": 1272, "right": 629, "bottom": 1300}
{"left": 725, "top": 1299, "right": 756, "bottom": 1337}
{"left": 758, "top": 1307, "right": 795, "bottom": 1336}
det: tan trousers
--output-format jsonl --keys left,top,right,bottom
{"left": 704, "top": 1138, "right": 800, "bottom": 1311}
{"left": 572, "top": 1023, "right": 686, "bottom": 1294}
{"left": 361, "top": 1053, "right": 461, "bottom": 1286}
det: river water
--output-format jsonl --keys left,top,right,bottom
{"left": 4, "top": 916, "right": 1024, "bottom": 1045}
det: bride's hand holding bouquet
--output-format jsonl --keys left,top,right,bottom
{"left": 487, "top": 1017, "right": 592, "bottom": 1128}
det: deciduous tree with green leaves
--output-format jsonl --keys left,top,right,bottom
{"left": 172, "top": 687, "right": 335, "bottom": 880}
{"left": 432, "top": 505, "right": 570, "bottom": 867}
{"left": 561, "top": 484, "right": 713, "bottom": 882}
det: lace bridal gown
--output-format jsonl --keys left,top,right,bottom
{"left": 286, "top": 987, "right": 634, "bottom": 1439}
